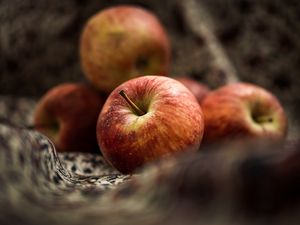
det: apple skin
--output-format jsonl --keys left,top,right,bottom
{"left": 97, "top": 75, "right": 204, "bottom": 174}
{"left": 33, "top": 83, "right": 105, "bottom": 153}
{"left": 201, "top": 82, "right": 288, "bottom": 144}
{"left": 176, "top": 77, "right": 210, "bottom": 104}
{"left": 80, "top": 5, "right": 171, "bottom": 93}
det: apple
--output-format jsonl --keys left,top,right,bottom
{"left": 80, "top": 5, "right": 171, "bottom": 93}
{"left": 176, "top": 77, "right": 210, "bottom": 104}
{"left": 33, "top": 83, "right": 105, "bottom": 153}
{"left": 201, "top": 82, "right": 288, "bottom": 144}
{"left": 97, "top": 75, "right": 204, "bottom": 174}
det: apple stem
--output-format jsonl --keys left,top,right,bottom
{"left": 119, "top": 90, "right": 146, "bottom": 116}
{"left": 254, "top": 116, "right": 273, "bottom": 124}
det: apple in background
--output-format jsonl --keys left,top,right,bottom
{"left": 201, "top": 82, "right": 288, "bottom": 145}
{"left": 80, "top": 5, "right": 171, "bottom": 93}
{"left": 176, "top": 77, "right": 210, "bottom": 104}
{"left": 33, "top": 83, "right": 105, "bottom": 153}
{"left": 97, "top": 76, "right": 204, "bottom": 174}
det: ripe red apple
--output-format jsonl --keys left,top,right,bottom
{"left": 97, "top": 76, "right": 204, "bottom": 174}
{"left": 80, "top": 5, "right": 171, "bottom": 93}
{"left": 176, "top": 77, "right": 210, "bottom": 104}
{"left": 201, "top": 82, "right": 288, "bottom": 144}
{"left": 33, "top": 83, "right": 105, "bottom": 153}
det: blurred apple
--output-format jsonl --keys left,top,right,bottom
{"left": 80, "top": 5, "right": 170, "bottom": 93}
{"left": 176, "top": 77, "right": 210, "bottom": 104}
{"left": 33, "top": 83, "right": 105, "bottom": 153}
{"left": 97, "top": 76, "right": 204, "bottom": 174}
{"left": 201, "top": 82, "right": 288, "bottom": 144}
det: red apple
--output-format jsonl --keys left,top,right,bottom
{"left": 80, "top": 5, "right": 170, "bottom": 93}
{"left": 176, "top": 77, "right": 210, "bottom": 104}
{"left": 33, "top": 83, "right": 105, "bottom": 153}
{"left": 97, "top": 75, "right": 204, "bottom": 174}
{"left": 201, "top": 82, "right": 288, "bottom": 144}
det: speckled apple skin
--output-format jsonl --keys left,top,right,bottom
{"left": 80, "top": 5, "right": 170, "bottom": 93}
{"left": 34, "top": 83, "right": 105, "bottom": 152}
{"left": 176, "top": 77, "right": 211, "bottom": 104}
{"left": 201, "top": 83, "right": 288, "bottom": 144}
{"left": 97, "top": 76, "right": 204, "bottom": 174}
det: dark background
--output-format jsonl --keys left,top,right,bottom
{"left": 1, "top": 0, "right": 299, "bottom": 137}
